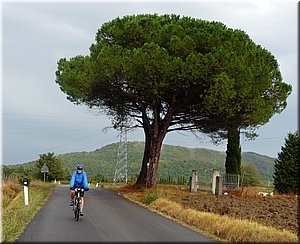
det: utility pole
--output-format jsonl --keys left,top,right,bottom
{"left": 113, "top": 126, "right": 128, "bottom": 184}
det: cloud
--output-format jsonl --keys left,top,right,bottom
{"left": 3, "top": 3, "right": 92, "bottom": 42}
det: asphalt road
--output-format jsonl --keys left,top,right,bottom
{"left": 17, "top": 186, "right": 217, "bottom": 242}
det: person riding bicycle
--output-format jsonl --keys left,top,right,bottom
{"left": 69, "top": 163, "right": 89, "bottom": 216}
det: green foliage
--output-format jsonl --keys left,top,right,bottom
{"left": 142, "top": 193, "right": 159, "bottom": 205}
{"left": 55, "top": 13, "right": 291, "bottom": 138}
{"left": 273, "top": 132, "right": 299, "bottom": 194}
{"left": 201, "top": 29, "right": 292, "bottom": 131}
{"left": 35, "top": 152, "right": 66, "bottom": 181}
{"left": 54, "top": 14, "right": 292, "bottom": 188}
{"left": 2, "top": 164, "right": 35, "bottom": 184}
{"left": 60, "top": 144, "right": 119, "bottom": 182}
{"left": 242, "top": 152, "right": 274, "bottom": 185}
{"left": 241, "top": 162, "right": 262, "bottom": 187}
{"left": 225, "top": 126, "right": 241, "bottom": 175}
{"left": 159, "top": 175, "right": 186, "bottom": 185}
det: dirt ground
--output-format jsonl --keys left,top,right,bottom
{"left": 165, "top": 189, "right": 299, "bottom": 235}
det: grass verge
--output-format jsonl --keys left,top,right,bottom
{"left": 2, "top": 180, "right": 55, "bottom": 242}
{"left": 122, "top": 186, "right": 298, "bottom": 243}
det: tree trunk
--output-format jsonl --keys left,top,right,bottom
{"left": 135, "top": 131, "right": 151, "bottom": 186}
{"left": 135, "top": 127, "right": 167, "bottom": 188}
{"left": 225, "top": 125, "right": 241, "bottom": 175}
{"left": 145, "top": 134, "right": 165, "bottom": 187}
{"left": 135, "top": 99, "right": 172, "bottom": 188}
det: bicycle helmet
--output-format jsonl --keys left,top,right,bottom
{"left": 77, "top": 163, "right": 84, "bottom": 170}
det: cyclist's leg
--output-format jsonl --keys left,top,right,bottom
{"left": 70, "top": 190, "right": 75, "bottom": 202}
{"left": 80, "top": 197, "right": 84, "bottom": 212}
{"left": 80, "top": 190, "right": 85, "bottom": 211}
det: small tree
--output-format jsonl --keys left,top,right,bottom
{"left": 241, "top": 162, "right": 262, "bottom": 187}
{"left": 35, "top": 153, "right": 65, "bottom": 181}
{"left": 273, "top": 132, "right": 299, "bottom": 194}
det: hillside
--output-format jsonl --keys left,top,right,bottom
{"left": 58, "top": 141, "right": 275, "bottom": 185}
{"left": 5, "top": 141, "right": 275, "bottom": 185}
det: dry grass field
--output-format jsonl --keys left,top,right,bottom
{"left": 113, "top": 184, "right": 298, "bottom": 242}
{"left": 2, "top": 180, "right": 54, "bottom": 242}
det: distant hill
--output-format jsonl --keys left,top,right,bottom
{"left": 7, "top": 141, "right": 275, "bottom": 185}
{"left": 57, "top": 141, "right": 275, "bottom": 185}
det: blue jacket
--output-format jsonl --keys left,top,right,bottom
{"left": 70, "top": 170, "right": 89, "bottom": 189}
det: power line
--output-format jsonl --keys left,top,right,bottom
{"left": 3, "top": 112, "right": 101, "bottom": 120}
{"left": 241, "top": 136, "right": 284, "bottom": 144}
{"left": 34, "top": 129, "right": 103, "bottom": 154}
{"left": 3, "top": 133, "right": 120, "bottom": 164}
{"left": 3, "top": 112, "right": 108, "bottom": 126}
{"left": 70, "top": 134, "right": 119, "bottom": 152}
{"left": 5, "top": 127, "right": 91, "bottom": 131}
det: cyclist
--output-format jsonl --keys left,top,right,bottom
{"left": 69, "top": 163, "right": 89, "bottom": 216}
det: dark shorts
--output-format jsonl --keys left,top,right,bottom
{"left": 74, "top": 187, "right": 85, "bottom": 197}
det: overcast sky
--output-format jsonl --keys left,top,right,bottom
{"left": 1, "top": 0, "right": 298, "bottom": 165}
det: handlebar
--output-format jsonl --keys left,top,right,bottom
{"left": 74, "top": 188, "right": 84, "bottom": 191}
{"left": 71, "top": 187, "right": 89, "bottom": 191}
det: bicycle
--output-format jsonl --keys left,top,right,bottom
{"left": 73, "top": 188, "right": 84, "bottom": 221}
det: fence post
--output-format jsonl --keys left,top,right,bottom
{"left": 215, "top": 176, "right": 223, "bottom": 196}
{"left": 212, "top": 169, "right": 220, "bottom": 195}
{"left": 189, "top": 170, "right": 198, "bottom": 192}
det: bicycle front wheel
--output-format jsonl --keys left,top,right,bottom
{"left": 75, "top": 207, "right": 80, "bottom": 221}
{"left": 74, "top": 200, "right": 80, "bottom": 221}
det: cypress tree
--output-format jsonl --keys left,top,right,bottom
{"left": 225, "top": 126, "right": 241, "bottom": 175}
{"left": 273, "top": 132, "right": 299, "bottom": 194}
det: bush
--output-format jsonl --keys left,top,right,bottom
{"left": 142, "top": 194, "right": 159, "bottom": 205}
{"left": 241, "top": 162, "right": 262, "bottom": 187}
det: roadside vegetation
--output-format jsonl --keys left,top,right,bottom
{"left": 119, "top": 185, "right": 298, "bottom": 243}
{"left": 2, "top": 179, "right": 297, "bottom": 242}
{"left": 2, "top": 180, "right": 55, "bottom": 242}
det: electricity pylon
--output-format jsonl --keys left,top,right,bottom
{"left": 113, "top": 126, "right": 128, "bottom": 183}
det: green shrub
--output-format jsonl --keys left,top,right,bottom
{"left": 142, "top": 194, "right": 159, "bottom": 205}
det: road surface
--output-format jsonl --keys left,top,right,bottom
{"left": 17, "top": 186, "right": 217, "bottom": 242}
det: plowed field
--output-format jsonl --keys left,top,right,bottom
{"left": 166, "top": 189, "right": 298, "bottom": 235}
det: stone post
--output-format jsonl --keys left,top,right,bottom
{"left": 212, "top": 169, "right": 220, "bottom": 195}
{"left": 189, "top": 170, "right": 198, "bottom": 192}
{"left": 215, "top": 176, "right": 223, "bottom": 196}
